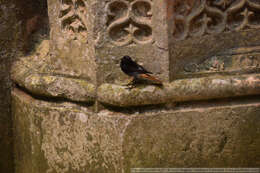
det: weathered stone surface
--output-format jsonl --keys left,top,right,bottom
{"left": 11, "top": 40, "right": 52, "bottom": 84}
{"left": 12, "top": 88, "right": 127, "bottom": 173}
{"left": 12, "top": 88, "right": 260, "bottom": 173}
{"left": 10, "top": 1, "right": 260, "bottom": 173}
{"left": 14, "top": 41, "right": 260, "bottom": 107}
{"left": 11, "top": 40, "right": 96, "bottom": 103}
{"left": 98, "top": 74, "right": 260, "bottom": 107}
{"left": 47, "top": 0, "right": 96, "bottom": 82}
{"left": 95, "top": 0, "right": 169, "bottom": 84}
{"left": 23, "top": 74, "right": 96, "bottom": 102}
{"left": 47, "top": 0, "right": 169, "bottom": 85}
{"left": 98, "top": 84, "right": 168, "bottom": 107}
{"left": 0, "top": 0, "right": 19, "bottom": 171}
{"left": 123, "top": 99, "right": 260, "bottom": 170}
{"left": 166, "top": 0, "right": 260, "bottom": 80}
{"left": 15, "top": 0, "right": 49, "bottom": 54}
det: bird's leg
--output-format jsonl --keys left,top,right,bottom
{"left": 122, "top": 77, "right": 137, "bottom": 89}
{"left": 123, "top": 77, "right": 136, "bottom": 86}
{"left": 125, "top": 83, "right": 135, "bottom": 89}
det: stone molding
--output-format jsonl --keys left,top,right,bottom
{"left": 12, "top": 41, "right": 260, "bottom": 107}
{"left": 98, "top": 74, "right": 260, "bottom": 107}
{"left": 12, "top": 87, "right": 260, "bottom": 172}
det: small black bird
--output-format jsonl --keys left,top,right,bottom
{"left": 120, "top": 56, "right": 162, "bottom": 86}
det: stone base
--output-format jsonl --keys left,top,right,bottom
{"left": 12, "top": 88, "right": 260, "bottom": 173}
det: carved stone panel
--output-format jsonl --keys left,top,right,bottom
{"left": 59, "top": 0, "right": 88, "bottom": 40}
{"left": 183, "top": 46, "right": 260, "bottom": 77}
{"left": 168, "top": 0, "right": 260, "bottom": 80}
{"left": 48, "top": 0, "right": 96, "bottom": 82}
{"left": 95, "top": 0, "right": 169, "bottom": 84}
{"left": 171, "top": 0, "right": 260, "bottom": 41}
{"left": 106, "top": 0, "right": 153, "bottom": 46}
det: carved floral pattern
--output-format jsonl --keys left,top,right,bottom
{"left": 106, "top": 0, "right": 153, "bottom": 46}
{"left": 172, "top": 0, "right": 260, "bottom": 41}
{"left": 59, "top": 0, "right": 87, "bottom": 39}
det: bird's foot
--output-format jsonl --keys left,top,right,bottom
{"left": 125, "top": 84, "right": 137, "bottom": 90}
{"left": 122, "top": 78, "right": 136, "bottom": 86}
{"left": 123, "top": 81, "right": 137, "bottom": 90}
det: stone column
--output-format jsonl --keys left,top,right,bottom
{"left": 0, "top": 0, "right": 20, "bottom": 172}
{"left": 11, "top": 0, "right": 260, "bottom": 173}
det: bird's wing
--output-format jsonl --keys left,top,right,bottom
{"left": 137, "top": 65, "right": 152, "bottom": 74}
{"left": 130, "top": 60, "right": 152, "bottom": 74}
{"left": 125, "top": 58, "right": 153, "bottom": 74}
{"left": 137, "top": 73, "right": 162, "bottom": 85}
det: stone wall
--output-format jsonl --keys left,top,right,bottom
{"left": 10, "top": 0, "right": 260, "bottom": 172}
{"left": 167, "top": 0, "right": 260, "bottom": 80}
{"left": 0, "top": 0, "right": 48, "bottom": 171}
{"left": 0, "top": 0, "right": 19, "bottom": 171}
{"left": 12, "top": 88, "right": 260, "bottom": 173}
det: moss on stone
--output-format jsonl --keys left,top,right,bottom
{"left": 11, "top": 40, "right": 96, "bottom": 103}
{"left": 12, "top": 88, "right": 260, "bottom": 172}
{"left": 98, "top": 84, "right": 168, "bottom": 107}
{"left": 12, "top": 88, "right": 127, "bottom": 173}
{"left": 98, "top": 74, "right": 260, "bottom": 107}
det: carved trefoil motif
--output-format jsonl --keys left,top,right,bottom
{"left": 172, "top": 0, "right": 260, "bottom": 41}
{"left": 106, "top": 0, "right": 153, "bottom": 46}
{"left": 59, "top": 0, "right": 88, "bottom": 39}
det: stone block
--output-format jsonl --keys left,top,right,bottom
{"left": 11, "top": 0, "right": 260, "bottom": 172}
{"left": 0, "top": 0, "right": 18, "bottom": 172}
{"left": 12, "top": 88, "right": 260, "bottom": 173}
{"left": 94, "top": 0, "right": 169, "bottom": 83}
{"left": 48, "top": 0, "right": 96, "bottom": 81}
{"left": 166, "top": 0, "right": 260, "bottom": 80}
{"left": 47, "top": 0, "right": 169, "bottom": 84}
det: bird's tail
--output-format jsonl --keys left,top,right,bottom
{"left": 138, "top": 73, "right": 163, "bottom": 85}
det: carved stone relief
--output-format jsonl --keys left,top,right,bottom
{"left": 59, "top": 0, "right": 88, "bottom": 39}
{"left": 184, "top": 46, "right": 260, "bottom": 73}
{"left": 106, "top": 0, "right": 153, "bottom": 46}
{"left": 172, "top": 0, "right": 260, "bottom": 41}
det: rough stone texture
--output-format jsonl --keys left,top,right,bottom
{"left": 15, "top": 0, "right": 49, "bottom": 54}
{"left": 98, "top": 74, "right": 260, "bottom": 107}
{"left": 10, "top": 0, "right": 260, "bottom": 172}
{"left": 0, "top": 0, "right": 49, "bottom": 172}
{"left": 47, "top": 0, "right": 169, "bottom": 85}
{"left": 0, "top": 0, "right": 19, "bottom": 172}
{"left": 12, "top": 88, "right": 127, "bottom": 173}
{"left": 123, "top": 99, "right": 260, "bottom": 171}
{"left": 12, "top": 88, "right": 260, "bottom": 173}
{"left": 98, "top": 84, "right": 168, "bottom": 107}
{"left": 12, "top": 51, "right": 260, "bottom": 107}
{"left": 95, "top": 0, "right": 169, "bottom": 84}
{"left": 11, "top": 41, "right": 96, "bottom": 103}
{"left": 48, "top": 0, "right": 96, "bottom": 82}
{"left": 166, "top": 0, "right": 260, "bottom": 80}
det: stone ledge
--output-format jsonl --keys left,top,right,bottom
{"left": 11, "top": 40, "right": 260, "bottom": 106}
{"left": 12, "top": 55, "right": 260, "bottom": 106}
{"left": 12, "top": 88, "right": 260, "bottom": 172}
{"left": 15, "top": 73, "right": 96, "bottom": 102}
{"left": 11, "top": 40, "right": 96, "bottom": 103}
{"left": 11, "top": 60, "right": 95, "bottom": 102}
{"left": 98, "top": 74, "right": 260, "bottom": 107}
